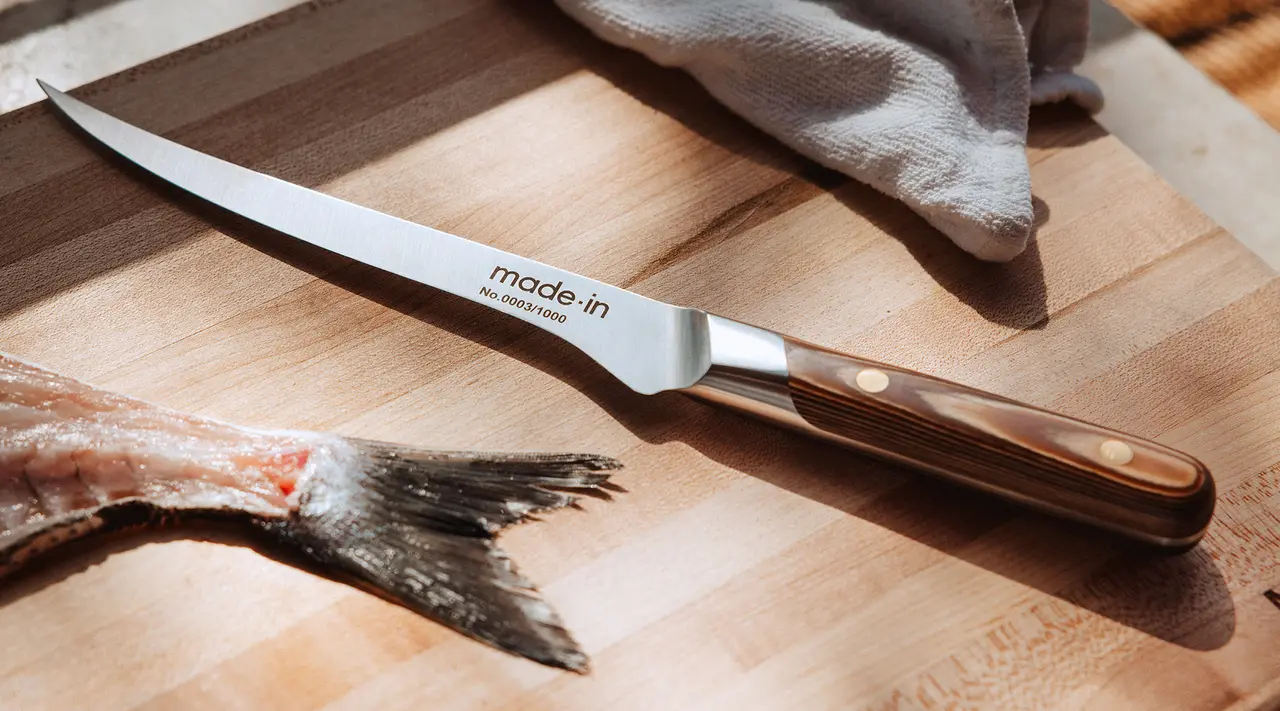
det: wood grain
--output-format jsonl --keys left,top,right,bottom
{"left": 1109, "top": 0, "right": 1280, "bottom": 130}
{"left": 783, "top": 337, "right": 1215, "bottom": 546}
{"left": 0, "top": 1, "right": 1278, "bottom": 709}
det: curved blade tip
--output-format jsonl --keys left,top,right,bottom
{"left": 36, "top": 79, "right": 75, "bottom": 111}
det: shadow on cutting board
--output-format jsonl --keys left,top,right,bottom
{"left": 196, "top": 217, "right": 1238, "bottom": 654}
{"left": 4, "top": 0, "right": 1234, "bottom": 654}
{"left": 0, "top": 0, "right": 600, "bottom": 326}
{"left": 168, "top": 170, "right": 1236, "bottom": 654}
{"left": 538, "top": 43, "right": 1236, "bottom": 648}
{"left": 0, "top": 0, "right": 124, "bottom": 44}
{"left": 539, "top": 0, "right": 1059, "bottom": 332}
{"left": 2, "top": 0, "right": 1053, "bottom": 338}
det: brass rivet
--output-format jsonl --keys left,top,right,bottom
{"left": 855, "top": 368, "right": 890, "bottom": 393}
{"left": 1100, "top": 440, "right": 1134, "bottom": 466}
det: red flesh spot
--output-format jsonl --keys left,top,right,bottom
{"left": 233, "top": 450, "right": 310, "bottom": 496}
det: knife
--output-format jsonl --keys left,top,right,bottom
{"left": 37, "top": 80, "right": 1215, "bottom": 548}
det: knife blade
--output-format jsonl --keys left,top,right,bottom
{"left": 38, "top": 80, "right": 1215, "bottom": 548}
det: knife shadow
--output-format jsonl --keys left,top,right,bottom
{"left": 493, "top": 4, "right": 1234, "bottom": 652}
{"left": 156, "top": 176, "right": 1235, "bottom": 654}
{"left": 11, "top": 0, "right": 1233, "bottom": 655}
{"left": 487, "top": 6, "right": 1236, "bottom": 652}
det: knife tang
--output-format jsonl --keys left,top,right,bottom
{"left": 683, "top": 318, "right": 1215, "bottom": 548}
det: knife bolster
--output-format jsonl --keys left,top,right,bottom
{"left": 681, "top": 316, "right": 808, "bottom": 430}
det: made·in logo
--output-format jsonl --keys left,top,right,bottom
{"left": 487, "top": 266, "right": 610, "bottom": 318}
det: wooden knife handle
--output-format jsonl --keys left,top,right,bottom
{"left": 782, "top": 337, "right": 1215, "bottom": 547}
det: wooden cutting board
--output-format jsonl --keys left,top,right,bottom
{"left": 2, "top": 1, "right": 1279, "bottom": 709}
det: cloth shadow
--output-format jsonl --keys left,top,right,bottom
{"left": 519, "top": 0, "right": 1052, "bottom": 331}
{"left": 4, "top": 0, "right": 1232, "bottom": 652}
{"left": 1027, "top": 101, "right": 1110, "bottom": 149}
{"left": 0, "top": 0, "right": 123, "bottom": 44}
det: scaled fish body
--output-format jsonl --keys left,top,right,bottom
{"left": 0, "top": 353, "right": 618, "bottom": 671}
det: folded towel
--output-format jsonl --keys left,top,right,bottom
{"left": 554, "top": 0, "right": 1102, "bottom": 262}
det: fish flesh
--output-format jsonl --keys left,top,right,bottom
{"left": 0, "top": 352, "right": 619, "bottom": 671}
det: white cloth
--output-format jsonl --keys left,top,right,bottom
{"left": 554, "top": 0, "right": 1102, "bottom": 262}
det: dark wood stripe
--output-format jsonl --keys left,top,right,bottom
{"left": 0, "top": 0, "right": 359, "bottom": 134}
{"left": 621, "top": 170, "right": 844, "bottom": 289}
{"left": 788, "top": 384, "right": 1174, "bottom": 507}
{"left": 1169, "top": 10, "right": 1269, "bottom": 47}
{"left": 0, "top": 2, "right": 572, "bottom": 272}
{"left": 789, "top": 377, "right": 1202, "bottom": 507}
{"left": 1111, "top": 0, "right": 1280, "bottom": 41}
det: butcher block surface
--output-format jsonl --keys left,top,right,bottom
{"left": 2, "top": 1, "right": 1279, "bottom": 709}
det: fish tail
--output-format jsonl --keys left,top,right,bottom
{"left": 260, "top": 438, "right": 620, "bottom": 672}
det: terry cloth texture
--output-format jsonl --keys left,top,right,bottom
{"left": 555, "top": 0, "right": 1103, "bottom": 262}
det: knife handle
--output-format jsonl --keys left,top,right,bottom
{"left": 683, "top": 318, "right": 1215, "bottom": 548}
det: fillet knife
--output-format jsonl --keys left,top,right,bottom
{"left": 39, "top": 81, "right": 1215, "bottom": 548}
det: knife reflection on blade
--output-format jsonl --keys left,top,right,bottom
{"left": 38, "top": 80, "right": 1215, "bottom": 548}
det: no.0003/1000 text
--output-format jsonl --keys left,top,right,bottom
{"left": 479, "top": 287, "right": 569, "bottom": 323}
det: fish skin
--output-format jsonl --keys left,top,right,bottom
{"left": 0, "top": 353, "right": 619, "bottom": 672}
